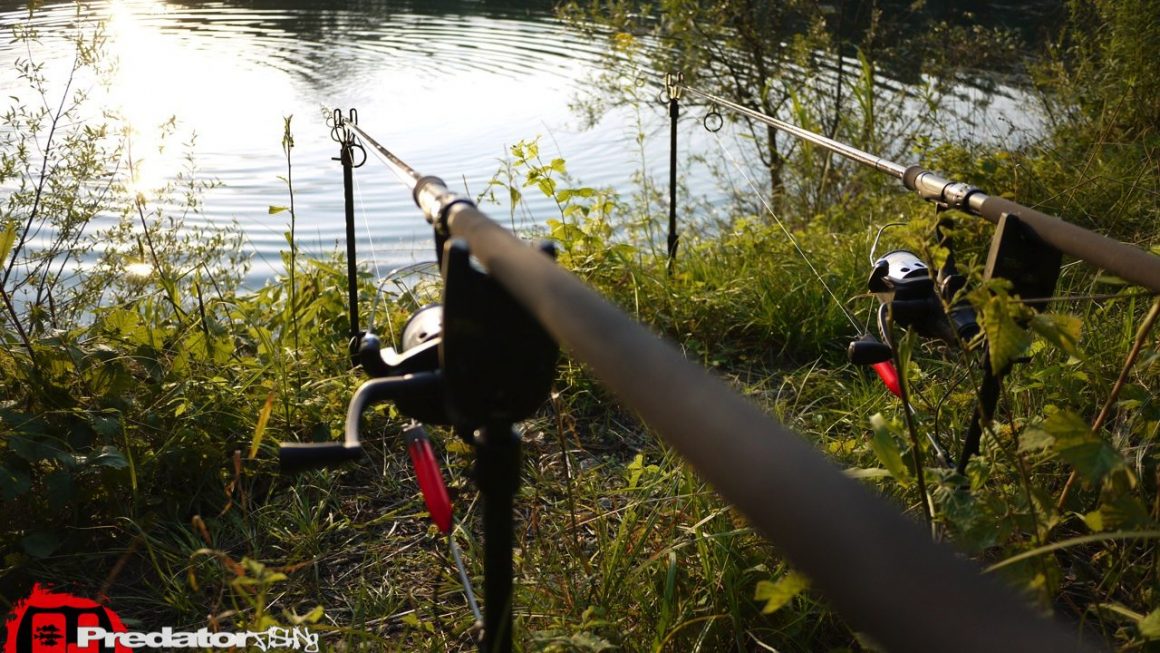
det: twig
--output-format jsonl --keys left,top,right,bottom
{"left": 889, "top": 317, "right": 934, "bottom": 533}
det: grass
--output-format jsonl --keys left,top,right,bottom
{"left": 3, "top": 153, "right": 1157, "bottom": 650}
{"left": 2, "top": 2, "right": 1160, "bottom": 650}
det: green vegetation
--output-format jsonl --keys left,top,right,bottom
{"left": 2, "top": 1, "right": 1158, "bottom": 651}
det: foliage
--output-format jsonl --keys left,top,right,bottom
{"left": 3, "top": 1, "right": 1159, "bottom": 652}
{"left": 559, "top": 0, "right": 1018, "bottom": 212}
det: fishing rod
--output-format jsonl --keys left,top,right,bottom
{"left": 669, "top": 78, "right": 1160, "bottom": 475}
{"left": 276, "top": 108, "right": 1095, "bottom": 653}
{"left": 673, "top": 82, "right": 1160, "bottom": 294}
{"left": 283, "top": 110, "right": 559, "bottom": 653}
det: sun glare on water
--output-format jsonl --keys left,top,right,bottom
{"left": 124, "top": 261, "right": 155, "bottom": 278}
{"left": 103, "top": 0, "right": 295, "bottom": 199}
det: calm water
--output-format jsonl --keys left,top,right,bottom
{"left": 0, "top": 0, "right": 1039, "bottom": 287}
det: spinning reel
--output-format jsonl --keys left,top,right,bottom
{"left": 848, "top": 219, "right": 979, "bottom": 372}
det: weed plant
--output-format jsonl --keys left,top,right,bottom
{"left": 2, "top": 1, "right": 1159, "bottom": 652}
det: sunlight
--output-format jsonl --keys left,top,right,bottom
{"left": 123, "top": 261, "right": 154, "bottom": 278}
{"left": 103, "top": 0, "right": 295, "bottom": 199}
{"left": 106, "top": 0, "right": 179, "bottom": 198}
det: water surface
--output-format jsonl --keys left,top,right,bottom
{"left": 0, "top": 0, "right": 1042, "bottom": 287}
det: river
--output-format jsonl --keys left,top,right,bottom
{"left": 0, "top": 0, "right": 1043, "bottom": 288}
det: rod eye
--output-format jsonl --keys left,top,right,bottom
{"left": 704, "top": 110, "right": 723, "bottom": 132}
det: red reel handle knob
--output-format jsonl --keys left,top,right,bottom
{"left": 405, "top": 426, "right": 453, "bottom": 534}
{"left": 871, "top": 361, "right": 902, "bottom": 398}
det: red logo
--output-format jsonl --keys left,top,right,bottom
{"left": 2, "top": 584, "right": 131, "bottom": 653}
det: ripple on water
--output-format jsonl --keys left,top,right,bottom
{"left": 0, "top": 0, "right": 672, "bottom": 287}
{"left": 1, "top": 1, "right": 1039, "bottom": 289}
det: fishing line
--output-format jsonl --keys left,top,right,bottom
{"left": 352, "top": 167, "right": 383, "bottom": 285}
{"left": 708, "top": 129, "right": 863, "bottom": 333}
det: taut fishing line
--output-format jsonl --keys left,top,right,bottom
{"left": 352, "top": 166, "right": 382, "bottom": 284}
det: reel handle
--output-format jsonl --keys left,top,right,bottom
{"left": 279, "top": 442, "right": 364, "bottom": 473}
{"left": 847, "top": 334, "right": 902, "bottom": 398}
{"left": 279, "top": 373, "right": 442, "bottom": 473}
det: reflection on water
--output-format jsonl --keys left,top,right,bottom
{"left": 1, "top": 0, "right": 653, "bottom": 285}
{"left": 0, "top": 0, "right": 1044, "bottom": 287}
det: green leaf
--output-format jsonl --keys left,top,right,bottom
{"left": 0, "top": 220, "right": 18, "bottom": 264}
{"left": 868, "top": 413, "right": 909, "bottom": 485}
{"left": 101, "top": 307, "right": 148, "bottom": 344}
{"left": 45, "top": 469, "right": 73, "bottom": 512}
{"left": 626, "top": 453, "right": 645, "bottom": 490}
{"left": 445, "top": 438, "right": 473, "bottom": 456}
{"left": 91, "top": 414, "right": 121, "bottom": 438}
{"left": 550, "top": 157, "right": 567, "bottom": 174}
{"left": 1098, "top": 493, "right": 1150, "bottom": 530}
{"left": 90, "top": 446, "right": 129, "bottom": 470}
{"left": 250, "top": 393, "right": 275, "bottom": 459}
{"left": 1138, "top": 609, "right": 1160, "bottom": 639}
{"left": 843, "top": 467, "right": 892, "bottom": 480}
{"left": 7, "top": 435, "right": 62, "bottom": 464}
{"left": 754, "top": 571, "right": 809, "bottom": 614}
{"left": 1081, "top": 510, "right": 1103, "bottom": 532}
{"left": 1018, "top": 427, "right": 1055, "bottom": 453}
{"left": 268, "top": 205, "right": 289, "bottom": 214}
{"left": 288, "top": 605, "right": 325, "bottom": 626}
{"left": 0, "top": 464, "right": 31, "bottom": 500}
{"left": 1045, "top": 408, "right": 1121, "bottom": 483}
{"left": 0, "top": 408, "right": 46, "bottom": 437}
{"left": 1029, "top": 313, "right": 1082, "bottom": 357}
{"left": 980, "top": 294, "right": 1031, "bottom": 374}
{"left": 536, "top": 177, "right": 557, "bottom": 198}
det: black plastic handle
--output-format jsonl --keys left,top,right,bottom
{"left": 848, "top": 333, "right": 893, "bottom": 365}
{"left": 279, "top": 442, "right": 364, "bottom": 473}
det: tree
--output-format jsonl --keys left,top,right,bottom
{"left": 559, "top": 0, "right": 1021, "bottom": 214}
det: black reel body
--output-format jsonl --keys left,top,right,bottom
{"left": 354, "top": 239, "right": 560, "bottom": 430}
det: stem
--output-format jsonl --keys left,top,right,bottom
{"left": 550, "top": 392, "right": 581, "bottom": 551}
{"left": 1, "top": 40, "right": 81, "bottom": 292}
{"left": 889, "top": 313, "right": 934, "bottom": 533}
{"left": 1057, "top": 296, "right": 1160, "bottom": 509}
{"left": 282, "top": 116, "right": 300, "bottom": 425}
{"left": 130, "top": 146, "right": 184, "bottom": 317}
{"left": 0, "top": 286, "right": 38, "bottom": 364}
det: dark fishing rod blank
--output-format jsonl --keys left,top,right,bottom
{"left": 323, "top": 110, "right": 1098, "bottom": 652}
